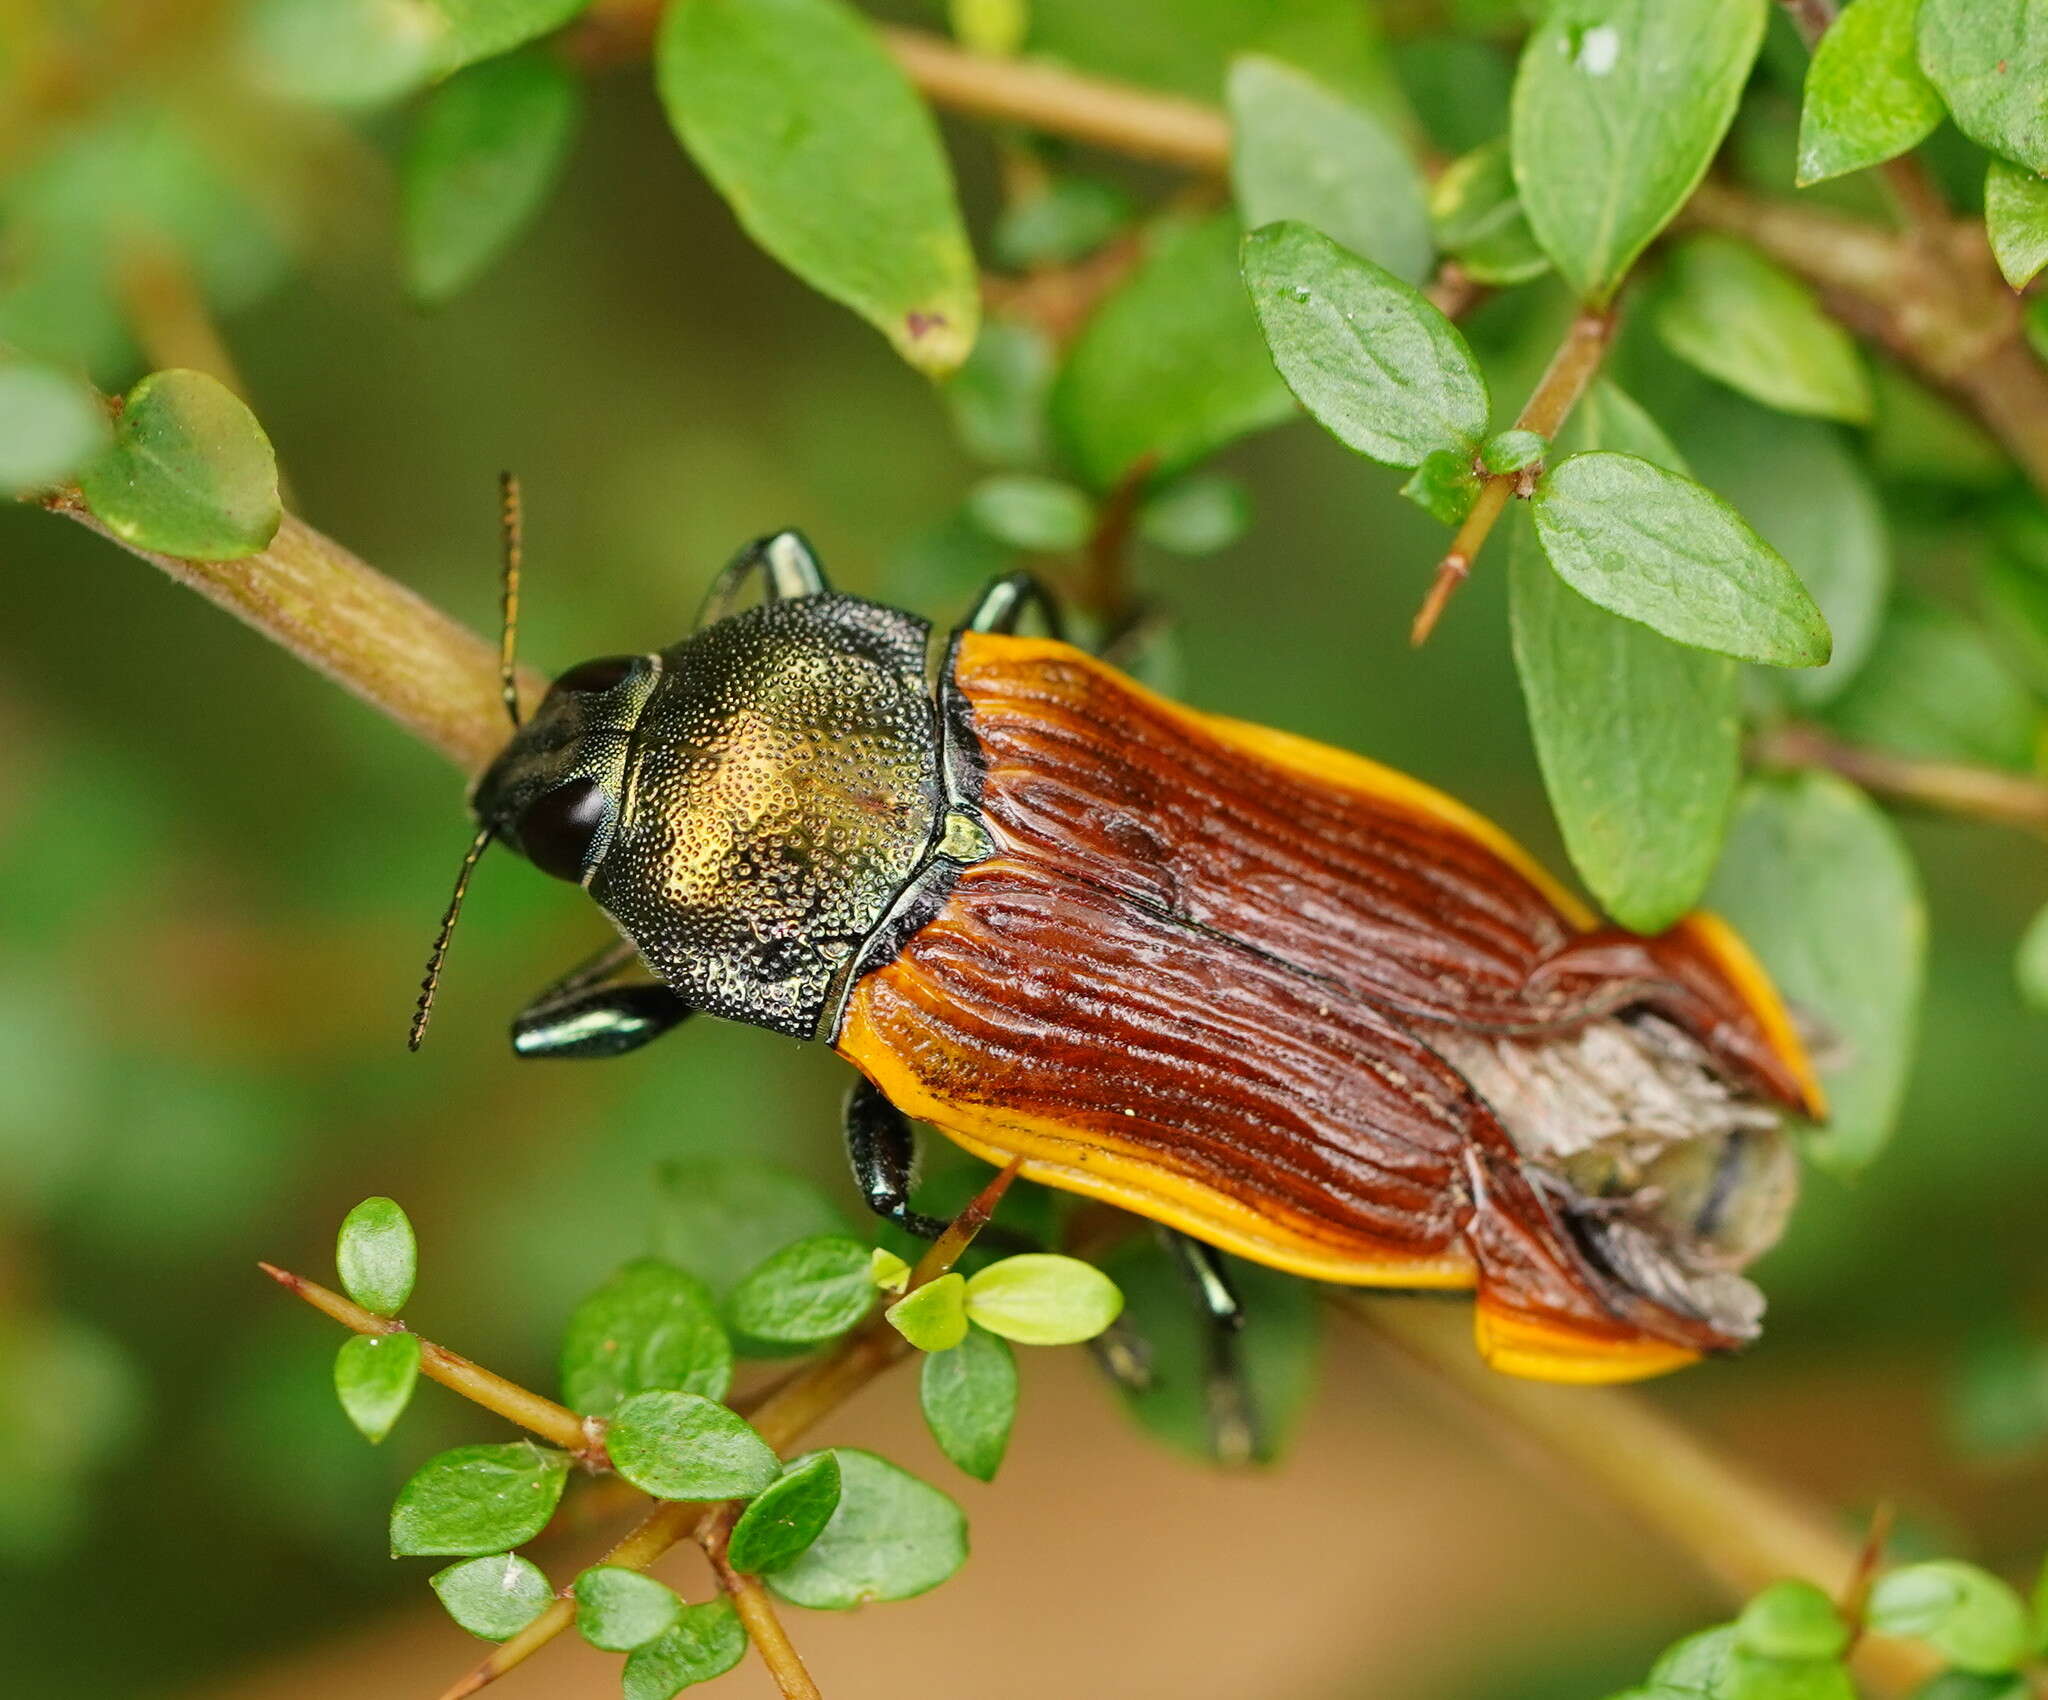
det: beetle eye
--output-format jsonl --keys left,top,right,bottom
{"left": 518, "top": 778, "right": 609, "bottom": 882}
{"left": 553, "top": 655, "right": 635, "bottom": 695}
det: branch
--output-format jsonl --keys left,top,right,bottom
{"left": 1754, "top": 723, "right": 2048, "bottom": 837}
{"left": 1410, "top": 306, "right": 1616, "bottom": 645}
{"left": 258, "top": 1261, "right": 601, "bottom": 1458}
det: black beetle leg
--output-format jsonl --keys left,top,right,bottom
{"left": 1160, "top": 1229, "right": 1263, "bottom": 1467}
{"left": 511, "top": 938, "right": 694, "bottom": 1060}
{"left": 843, "top": 1078, "right": 952, "bottom": 1241}
{"left": 695, "top": 530, "right": 830, "bottom": 628}
{"left": 965, "top": 571, "right": 1067, "bottom": 641}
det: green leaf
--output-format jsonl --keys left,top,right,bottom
{"left": 574, "top": 1565, "right": 683, "bottom": 1653}
{"left": 887, "top": 1273, "right": 970, "bottom": 1353}
{"left": 1917, "top": 0, "right": 2048, "bottom": 175}
{"left": 390, "top": 1441, "right": 570, "bottom": 1556}
{"left": 1054, "top": 212, "right": 1295, "bottom": 489}
{"left": 1704, "top": 771, "right": 1925, "bottom": 1173}
{"left": 919, "top": 1325, "right": 1017, "bottom": 1482}
{"left": 622, "top": 1598, "right": 748, "bottom": 1698}
{"left": 1482, "top": 429, "right": 1548, "bottom": 476}
{"left": 1823, "top": 597, "right": 2040, "bottom": 770}
{"left": 1100, "top": 1239, "right": 1320, "bottom": 1465}
{"left": 77, "top": 370, "right": 281, "bottom": 562}
{"left": 964, "top": 474, "right": 1095, "bottom": 553}
{"left": 1907, "top": 1676, "right": 2033, "bottom": 1700}
{"left": 1649, "top": 1623, "right": 1738, "bottom": 1695}
{"left": 1400, "top": 448, "right": 1481, "bottom": 526}
{"left": 605, "top": 1391, "right": 781, "bottom": 1502}
{"left": 430, "top": 1552, "right": 552, "bottom": 1641}
{"left": 650, "top": 1160, "right": 851, "bottom": 1302}
{"left": 559, "top": 1258, "right": 732, "bottom": 1417}
{"left": 1798, "top": 0, "right": 1945, "bottom": 184}
{"left": 2019, "top": 902, "right": 2048, "bottom": 1013}
{"left": 1676, "top": 388, "right": 1891, "bottom": 707}
{"left": 242, "top": 0, "right": 443, "bottom": 111}
{"left": 336, "top": 1195, "right": 417, "bottom": 1316}
{"left": 400, "top": 48, "right": 581, "bottom": 306}
{"left": 868, "top": 1247, "right": 911, "bottom": 1293}
{"left": 656, "top": 0, "right": 978, "bottom": 376}
{"left": 334, "top": 1331, "right": 422, "bottom": 1444}
{"left": 727, "top": 1452, "right": 843, "bottom": 1573}
{"left": 426, "top": 0, "right": 590, "bottom": 72}
{"left": 1736, "top": 1581, "right": 1851, "bottom": 1662}
{"left": 1868, "top": 1561, "right": 2032, "bottom": 1673}
{"left": 1716, "top": 1650, "right": 1856, "bottom": 1700}
{"left": 1511, "top": 0, "right": 1767, "bottom": 305}
{"left": 943, "top": 320, "right": 1053, "bottom": 469}
{"left": 1510, "top": 514, "right": 1740, "bottom": 934}
{"left": 0, "top": 360, "right": 110, "bottom": 494}
{"left": 1227, "top": 55, "right": 1433, "bottom": 288}
{"left": 1530, "top": 451, "right": 1832, "bottom": 666}
{"left": 1986, "top": 159, "right": 2048, "bottom": 289}
{"left": 962, "top": 1253, "right": 1123, "bottom": 1346}
{"left": 724, "top": 1236, "right": 876, "bottom": 1346}
{"left": 1139, "top": 472, "right": 1254, "bottom": 555}
{"left": 1241, "top": 220, "right": 1490, "bottom": 469}
{"left": 762, "top": 1449, "right": 966, "bottom": 1609}
{"left": 1654, "top": 236, "right": 1872, "bottom": 424}
{"left": 1430, "top": 139, "right": 1551, "bottom": 286}
{"left": 992, "top": 177, "right": 1134, "bottom": 270}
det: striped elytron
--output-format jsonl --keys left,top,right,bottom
{"left": 437, "top": 528, "right": 1823, "bottom": 1388}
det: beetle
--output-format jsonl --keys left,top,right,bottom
{"left": 415, "top": 484, "right": 1824, "bottom": 1399}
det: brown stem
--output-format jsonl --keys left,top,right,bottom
{"left": 1340, "top": 1298, "right": 1943, "bottom": 1697}
{"left": 258, "top": 1262, "right": 600, "bottom": 1459}
{"left": 1754, "top": 723, "right": 2048, "bottom": 837}
{"left": 435, "top": 1164, "right": 1019, "bottom": 1699}
{"left": 701, "top": 1509, "right": 823, "bottom": 1700}
{"left": 1411, "top": 306, "right": 1615, "bottom": 645}
{"left": 59, "top": 505, "right": 543, "bottom": 773}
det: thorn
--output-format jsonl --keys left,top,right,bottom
{"left": 257, "top": 1260, "right": 301, "bottom": 1291}
{"left": 1410, "top": 553, "right": 1469, "bottom": 647}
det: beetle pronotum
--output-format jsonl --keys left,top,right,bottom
{"left": 415, "top": 487, "right": 1823, "bottom": 1408}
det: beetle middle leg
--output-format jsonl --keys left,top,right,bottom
{"left": 1161, "top": 1229, "right": 1263, "bottom": 1467}
{"left": 511, "top": 938, "right": 694, "bottom": 1060}
{"left": 966, "top": 570, "right": 1067, "bottom": 641}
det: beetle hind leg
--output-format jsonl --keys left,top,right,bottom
{"left": 1162, "top": 1230, "right": 1263, "bottom": 1467}
{"left": 843, "top": 1077, "right": 951, "bottom": 1240}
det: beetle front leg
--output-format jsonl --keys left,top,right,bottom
{"left": 511, "top": 939, "right": 693, "bottom": 1060}
{"left": 695, "top": 530, "right": 831, "bottom": 627}
{"left": 1161, "top": 1229, "right": 1263, "bottom": 1467}
{"left": 966, "top": 571, "right": 1067, "bottom": 641}
{"left": 843, "top": 1077, "right": 951, "bottom": 1240}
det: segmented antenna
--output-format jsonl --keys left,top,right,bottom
{"left": 408, "top": 824, "right": 494, "bottom": 1051}
{"left": 499, "top": 470, "right": 523, "bottom": 727}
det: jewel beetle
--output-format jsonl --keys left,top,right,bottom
{"left": 416, "top": 487, "right": 1825, "bottom": 1389}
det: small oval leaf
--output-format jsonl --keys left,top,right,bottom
{"left": 1242, "top": 219, "right": 1490, "bottom": 469}
{"left": 963, "top": 1254, "right": 1124, "bottom": 1346}
{"left": 1798, "top": 0, "right": 1944, "bottom": 185}
{"left": 77, "top": 369, "right": 281, "bottom": 561}
{"left": 1918, "top": 0, "right": 2048, "bottom": 175}
{"left": 761, "top": 1449, "right": 965, "bottom": 1609}
{"left": 886, "top": 1272, "right": 970, "bottom": 1354}
{"left": 574, "top": 1565, "right": 683, "bottom": 1653}
{"left": 622, "top": 1598, "right": 748, "bottom": 1698}
{"left": 336, "top": 1195, "right": 417, "bottom": 1316}
{"left": 919, "top": 1324, "right": 1017, "bottom": 1482}
{"left": 1530, "top": 451, "right": 1832, "bottom": 667}
{"left": 0, "top": 359, "right": 110, "bottom": 494}
{"left": 724, "top": 1236, "right": 875, "bottom": 1346}
{"left": 727, "top": 1451, "right": 843, "bottom": 1574}
{"left": 605, "top": 1391, "right": 781, "bottom": 1502}
{"left": 335, "top": 1330, "right": 422, "bottom": 1444}
{"left": 431, "top": 1552, "right": 552, "bottom": 1642}
{"left": 1868, "top": 1560, "right": 2033, "bottom": 1673}
{"left": 559, "top": 1258, "right": 732, "bottom": 1416}
{"left": 390, "top": 1440, "right": 570, "bottom": 1557}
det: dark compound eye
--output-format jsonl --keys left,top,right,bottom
{"left": 553, "top": 655, "right": 635, "bottom": 695}
{"left": 518, "top": 778, "right": 609, "bottom": 882}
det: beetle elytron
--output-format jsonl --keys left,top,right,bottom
{"left": 417, "top": 491, "right": 1824, "bottom": 1395}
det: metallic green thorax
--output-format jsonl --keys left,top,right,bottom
{"left": 472, "top": 592, "right": 942, "bottom": 1039}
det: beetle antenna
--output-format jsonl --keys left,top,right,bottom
{"left": 409, "top": 824, "right": 494, "bottom": 1051}
{"left": 499, "top": 470, "right": 523, "bottom": 728}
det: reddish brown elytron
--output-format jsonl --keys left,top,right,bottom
{"left": 838, "top": 633, "right": 1824, "bottom": 1383}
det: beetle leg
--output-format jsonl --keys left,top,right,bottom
{"left": 965, "top": 571, "right": 1067, "bottom": 641}
{"left": 511, "top": 938, "right": 693, "bottom": 1059}
{"left": 695, "top": 530, "right": 831, "bottom": 627}
{"left": 1160, "top": 1229, "right": 1262, "bottom": 1467}
{"left": 843, "top": 1077, "right": 952, "bottom": 1240}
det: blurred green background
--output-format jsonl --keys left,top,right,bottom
{"left": 2, "top": 4, "right": 2046, "bottom": 1697}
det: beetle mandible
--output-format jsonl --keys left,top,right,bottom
{"left": 415, "top": 484, "right": 1824, "bottom": 1391}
